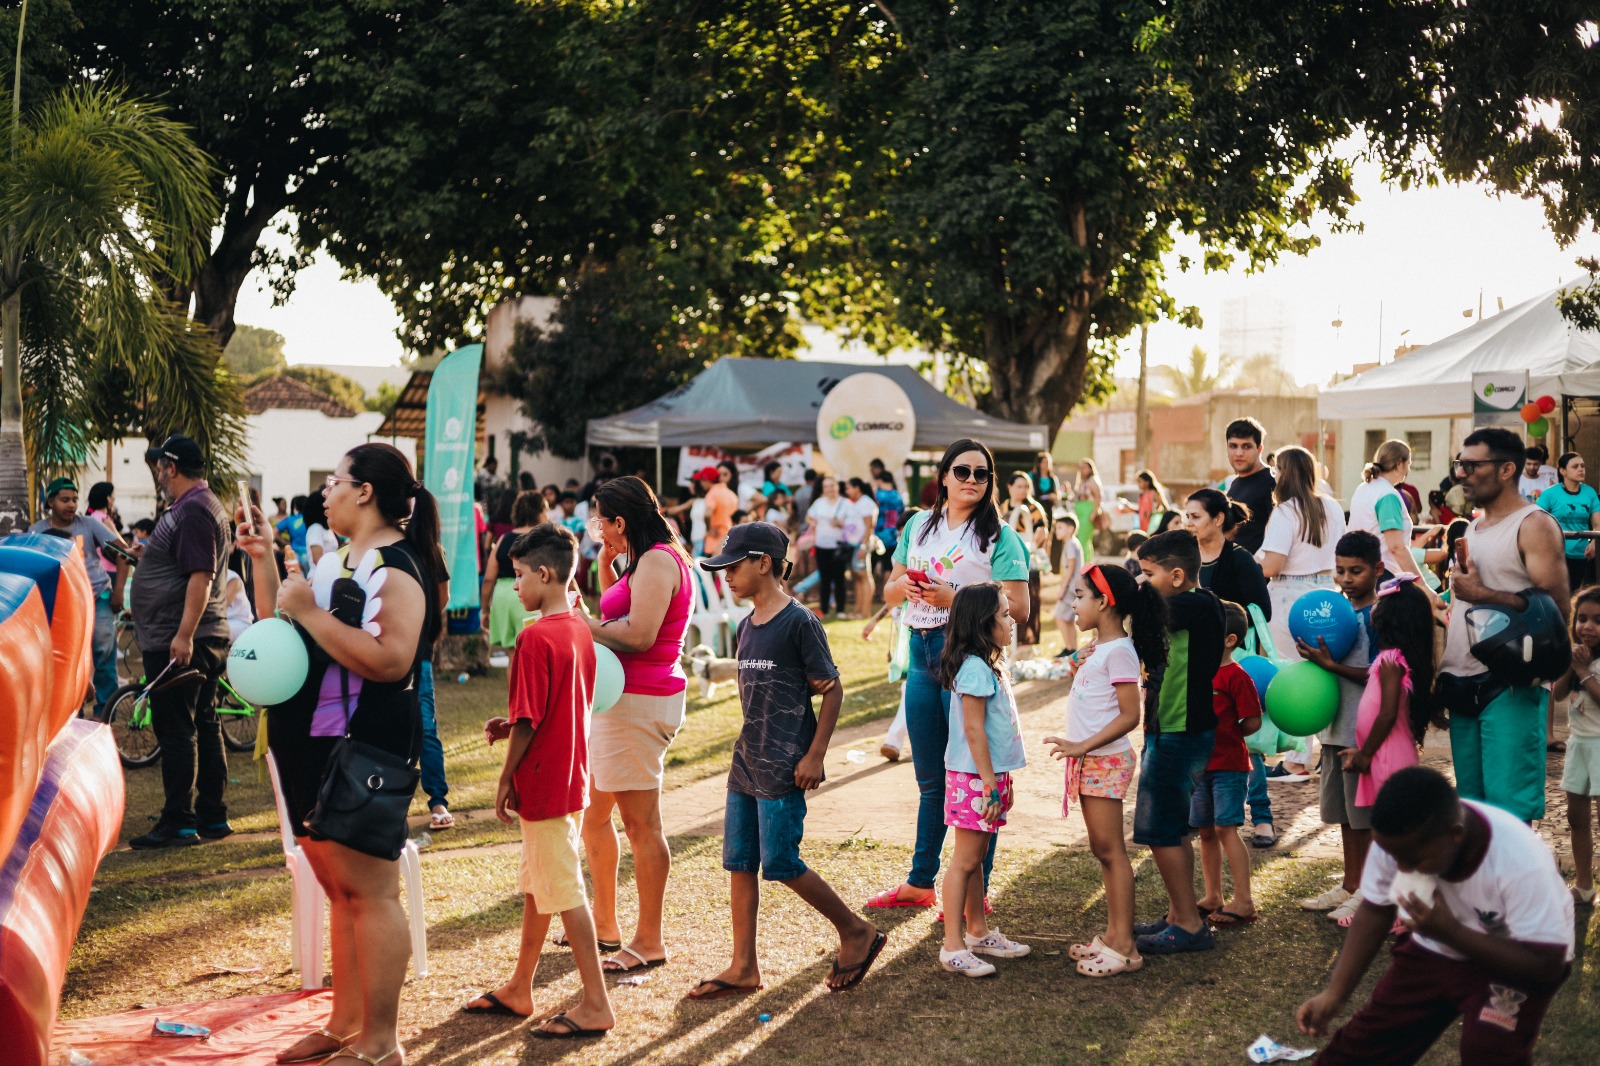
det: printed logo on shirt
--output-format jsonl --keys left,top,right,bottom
{"left": 740, "top": 659, "right": 777, "bottom": 671}
{"left": 1475, "top": 908, "right": 1509, "bottom": 938}
{"left": 1479, "top": 984, "right": 1527, "bottom": 1032}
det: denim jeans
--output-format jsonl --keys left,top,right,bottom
{"left": 418, "top": 660, "right": 449, "bottom": 809}
{"left": 905, "top": 627, "right": 996, "bottom": 890}
{"left": 92, "top": 593, "right": 118, "bottom": 713}
{"left": 1246, "top": 752, "right": 1272, "bottom": 826}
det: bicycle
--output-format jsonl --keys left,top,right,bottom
{"left": 103, "top": 660, "right": 260, "bottom": 769}
{"left": 114, "top": 610, "right": 143, "bottom": 684}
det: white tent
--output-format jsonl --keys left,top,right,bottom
{"left": 1317, "top": 283, "right": 1600, "bottom": 420}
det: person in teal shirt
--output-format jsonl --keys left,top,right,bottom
{"left": 1538, "top": 450, "right": 1600, "bottom": 592}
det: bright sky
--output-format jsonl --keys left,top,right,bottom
{"left": 238, "top": 161, "right": 1600, "bottom": 382}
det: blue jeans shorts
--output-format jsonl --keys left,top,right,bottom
{"left": 1132, "top": 731, "right": 1215, "bottom": 847}
{"left": 1189, "top": 769, "right": 1247, "bottom": 829}
{"left": 723, "top": 788, "right": 809, "bottom": 881}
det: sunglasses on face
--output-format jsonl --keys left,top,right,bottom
{"left": 949, "top": 464, "right": 992, "bottom": 484}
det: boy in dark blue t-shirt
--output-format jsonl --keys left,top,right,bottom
{"left": 690, "top": 523, "right": 887, "bottom": 998}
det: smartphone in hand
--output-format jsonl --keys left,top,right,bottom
{"left": 905, "top": 568, "right": 930, "bottom": 585}
{"left": 237, "top": 479, "right": 255, "bottom": 537}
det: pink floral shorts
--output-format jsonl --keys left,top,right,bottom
{"left": 944, "top": 770, "right": 1015, "bottom": 833}
{"left": 1062, "top": 750, "right": 1138, "bottom": 816}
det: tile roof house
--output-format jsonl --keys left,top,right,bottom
{"left": 243, "top": 374, "right": 360, "bottom": 419}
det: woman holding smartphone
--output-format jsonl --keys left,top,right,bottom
{"left": 238, "top": 443, "right": 445, "bottom": 1066}
{"left": 866, "top": 439, "right": 1030, "bottom": 911}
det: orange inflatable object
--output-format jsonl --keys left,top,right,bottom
{"left": 0, "top": 534, "right": 95, "bottom": 737}
{"left": 0, "top": 718, "right": 122, "bottom": 1066}
{"left": 0, "top": 573, "right": 54, "bottom": 867}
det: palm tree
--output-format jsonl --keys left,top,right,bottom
{"left": 1, "top": 81, "right": 245, "bottom": 532}
{"left": 1155, "top": 345, "right": 1235, "bottom": 399}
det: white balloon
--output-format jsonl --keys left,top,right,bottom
{"left": 814, "top": 372, "right": 917, "bottom": 482}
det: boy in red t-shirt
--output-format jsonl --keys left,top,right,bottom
{"left": 1193, "top": 601, "right": 1264, "bottom": 925}
{"left": 467, "top": 524, "right": 614, "bottom": 1039}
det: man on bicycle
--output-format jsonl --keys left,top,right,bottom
{"left": 28, "top": 477, "right": 129, "bottom": 719}
{"left": 128, "top": 435, "right": 235, "bottom": 850}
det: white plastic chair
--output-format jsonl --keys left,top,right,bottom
{"left": 685, "top": 563, "right": 734, "bottom": 657}
{"left": 267, "top": 757, "right": 429, "bottom": 988}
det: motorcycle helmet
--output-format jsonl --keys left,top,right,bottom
{"left": 1466, "top": 588, "right": 1570, "bottom": 686}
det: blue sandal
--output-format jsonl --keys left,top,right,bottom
{"left": 1136, "top": 922, "right": 1215, "bottom": 955}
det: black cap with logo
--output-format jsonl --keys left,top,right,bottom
{"left": 145, "top": 434, "right": 204, "bottom": 469}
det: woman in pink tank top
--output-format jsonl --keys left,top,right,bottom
{"left": 581, "top": 476, "right": 692, "bottom": 972}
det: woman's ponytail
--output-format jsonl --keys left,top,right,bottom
{"left": 1127, "top": 581, "right": 1170, "bottom": 674}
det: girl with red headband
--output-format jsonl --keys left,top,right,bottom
{"left": 1045, "top": 563, "right": 1168, "bottom": 977}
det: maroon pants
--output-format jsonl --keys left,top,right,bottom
{"left": 1318, "top": 936, "right": 1563, "bottom": 1066}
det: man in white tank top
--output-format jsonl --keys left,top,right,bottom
{"left": 1442, "top": 428, "right": 1569, "bottom": 822}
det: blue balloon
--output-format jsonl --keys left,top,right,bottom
{"left": 1236, "top": 654, "right": 1280, "bottom": 703}
{"left": 1288, "top": 589, "right": 1359, "bottom": 661}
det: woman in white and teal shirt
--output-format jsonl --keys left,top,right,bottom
{"left": 1539, "top": 450, "right": 1600, "bottom": 592}
{"left": 1347, "top": 439, "right": 1445, "bottom": 604}
{"left": 865, "top": 439, "right": 1030, "bottom": 910}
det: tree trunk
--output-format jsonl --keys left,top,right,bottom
{"left": 1135, "top": 322, "right": 1149, "bottom": 471}
{"left": 0, "top": 290, "right": 29, "bottom": 534}
{"left": 979, "top": 304, "right": 1095, "bottom": 447}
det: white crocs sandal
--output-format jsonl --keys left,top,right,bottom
{"left": 1076, "top": 944, "right": 1143, "bottom": 978}
{"left": 1068, "top": 935, "right": 1106, "bottom": 962}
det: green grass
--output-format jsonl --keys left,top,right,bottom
{"left": 80, "top": 611, "right": 1600, "bottom": 1062}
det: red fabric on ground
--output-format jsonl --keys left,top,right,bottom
{"left": 53, "top": 991, "right": 330, "bottom": 1065}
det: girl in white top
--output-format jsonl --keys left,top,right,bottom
{"left": 1258, "top": 446, "right": 1347, "bottom": 664}
{"left": 1554, "top": 587, "right": 1600, "bottom": 903}
{"left": 1045, "top": 562, "right": 1167, "bottom": 978}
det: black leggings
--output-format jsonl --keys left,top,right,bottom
{"left": 816, "top": 546, "right": 850, "bottom": 615}
{"left": 1568, "top": 556, "right": 1592, "bottom": 593}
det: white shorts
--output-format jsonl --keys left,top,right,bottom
{"left": 519, "top": 813, "right": 586, "bottom": 915}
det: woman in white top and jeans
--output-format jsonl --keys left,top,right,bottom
{"left": 1257, "top": 447, "right": 1347, "bottom": 661}
{"left": 806, "top": 476, "right": 849, "bottom": 616}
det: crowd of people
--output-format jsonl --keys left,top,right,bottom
{"left": 53, "top": 411, "right": 1592, "bottom": 1064}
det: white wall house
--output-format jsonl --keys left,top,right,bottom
{"left": 1330, "top": 415, "right": 1472, "bottom": 505}
{"left": 80, "top": 375, "right": 413, "bottom": 525}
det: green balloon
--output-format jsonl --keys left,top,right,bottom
{"left": 227, "top": 617, "right": 309, "bottom": 706}
{"left": 1264, "top": 660, "right": 1340, "bottom": 738}
{"left": 1529, "top": 416, "right": 1550, "bottom": 438}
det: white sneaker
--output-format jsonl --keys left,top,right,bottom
{"left": 1326, "top": 888, "right": 1365, "bottom": 923}
{"left": 938, "top": 948, "right": 997, "bottom": 978}
{"left": 1299, "top": 884, "right": 1352, "bottom": 912}
{"left": 1268, "top": 772, "right": 1310, "bottom": 784}
{"left": 965, "top": 929, "right": 1032, "bottom": 958}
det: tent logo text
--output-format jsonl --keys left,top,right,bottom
{"left": 1482, "top": 383, "right": 1518, "bottom": 398}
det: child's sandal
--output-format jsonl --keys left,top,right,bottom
{"left": 1067, "top": 935, "right": 1105, "bottom": 962}
{"left": 1076, "top": 944, "right": 1143, "bottom": 978}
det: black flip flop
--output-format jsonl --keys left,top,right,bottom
{"left": 461, "top": 991, "right": 530, "bottom": 1018}
{"left": 686, "top": 978, "right": 764, "bottom": 1001}
{"left": 532, "top": 1012, "right": 610, "bottom": 1040}
{"left": 1210, "top": 909, "right": 1258, "bottom": 926}
{"left": 552, "top": 932, "right": 622, "bottom": 953}
{"left": 828, "top": 930, "right": 888, "bottom": 992}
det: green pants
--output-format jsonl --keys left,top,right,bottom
{"left": 1449, "top": 684, "right": 1548, "bottom": 821}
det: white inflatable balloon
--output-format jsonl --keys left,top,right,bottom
{"left": 815, "top": 372, "right": 916, "bottom": 482}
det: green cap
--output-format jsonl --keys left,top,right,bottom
{"left": 45, "top": 477, "right": 77, "bottom": 499}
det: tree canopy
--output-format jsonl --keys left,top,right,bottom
{"left": 13, "top": 0, "right": 1598, "bottom": 444}
{"left": 225, "top": 324, "right": 288, "bottom": 379}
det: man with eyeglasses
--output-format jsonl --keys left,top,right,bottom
{"left": 128, "top": 434, "right": 236, "bottom": 849}
{"left": 1439, "top": 428, "right": 1569, "bottom": 824}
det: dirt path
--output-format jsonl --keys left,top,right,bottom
{"left": 660, "top": 674, "right": 1576, "bottom": 869}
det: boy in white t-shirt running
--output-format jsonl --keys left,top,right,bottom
{"left": 1297, "top": 766, "right": 1573, "bottom": 1065}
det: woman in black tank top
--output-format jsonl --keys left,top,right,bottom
{"left": 237, "top": 443, "right": 446, "bottom": 1066}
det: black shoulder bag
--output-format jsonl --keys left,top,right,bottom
{"left": 306, "top": 576, "right": 420, "bottom": 861}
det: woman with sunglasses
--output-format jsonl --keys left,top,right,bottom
{"left": 240, "top": 444, "right": 446, "bottom": 1066}
{"left": 867, "top": 439, "right": 1031, "bottom": 911}
{"left": 577, "top": 476, "right": 694, "bottom": 973}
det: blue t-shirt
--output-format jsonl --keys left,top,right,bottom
{"left": 276, "top": 514, "right": 307, "bottom": 555}
{"left": 1538, "top": 482, "right": 1600, "bottom": 560}
{"left": 945, "top": 654, "right": 1027, "bottom": 775}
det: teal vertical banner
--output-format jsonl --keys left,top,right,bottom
{"left": 423, "top": 343, "right": 483, "bottom": 610}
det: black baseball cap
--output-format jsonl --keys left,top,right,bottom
{"left": 699, "top": 522, "right": 790, "bottom": 572}
{"left": 145, "top": 434, "right": 204, "bottom": 468}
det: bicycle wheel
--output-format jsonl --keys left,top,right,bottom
{"left": 116, "top": 620, "right": 143, "bottom": 684}
{"left": 104, "top": 683, "right": 162, "bottom": 769}
{"left": 218, "top": 702, "right": 259, "bottom": 752}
